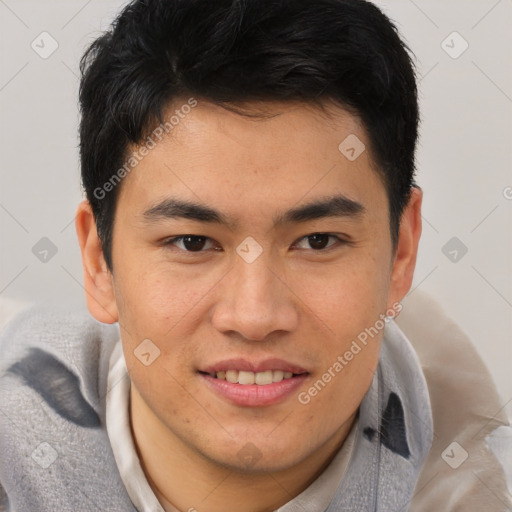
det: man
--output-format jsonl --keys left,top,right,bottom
{"left": 1, "top": 0, "right": 510, "bottom": 510}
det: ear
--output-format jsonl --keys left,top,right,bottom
{"left": 387, "top": 186, "right": 423, "bottom": 308}
{"left": 75, "top": 199, "right": 119, "bottom": 324}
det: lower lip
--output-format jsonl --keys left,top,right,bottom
{"left": 200, "top": 373, "right": 309, "bottom": 407}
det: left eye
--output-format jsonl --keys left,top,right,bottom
{"left": 164, "top": 235, "right": 217, "bottom": 252}
{"left": 293, "top": 233, "right": 341, "bottom": 251}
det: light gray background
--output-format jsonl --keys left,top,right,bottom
{"left": 1, "top": 0, "right": 511, "bottom": 419}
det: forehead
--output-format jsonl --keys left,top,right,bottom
{"left": 163, "top": 98, "right": 366, "bottom": 160}
{"left": 115, "top": 99, "right": 386, "bottom": 224}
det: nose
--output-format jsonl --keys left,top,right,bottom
{"left": 211, "top": 252, "right": 299, "bottom": 342}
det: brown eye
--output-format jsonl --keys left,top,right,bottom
{"left": 181, "top": 236, "right": 207, "bottom": 251}
{"left": 164, "top": 235, "right": 215, "bottom": 252}
{"left": 306, "top": 234, "right": 330, "bottom": 250}
{"left": 294, "top": 233, "right": 341, "bottom": 251}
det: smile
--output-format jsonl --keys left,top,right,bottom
{"left": 210, "top": 369, "right": 295, "bottom": 385}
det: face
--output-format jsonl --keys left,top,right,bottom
{"left": 79, "top": 98, "right": 419, "bottom": 474}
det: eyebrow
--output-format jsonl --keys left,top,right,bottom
{"left": 141, "top": 194, "right": 365, "bottom": 229}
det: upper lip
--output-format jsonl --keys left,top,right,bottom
{"left": 200, "top": 358, "right": 308, "bottom": 374}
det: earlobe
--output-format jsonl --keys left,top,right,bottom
{"left": 388, "top": 187, "right": 423, "bottom": 307}
{"left": 75, "top": 199, "right": 119, "bottom": 324}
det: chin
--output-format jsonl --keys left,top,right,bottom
{"left": 200, "top": 432, "right": 312, "bottom": 474}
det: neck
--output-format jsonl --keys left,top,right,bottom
{"left": 130, "top": 383, "right": 355, "bottom": 512}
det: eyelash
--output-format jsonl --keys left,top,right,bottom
{"left": 162, "top": 233, "right": 348, "bottom": 253}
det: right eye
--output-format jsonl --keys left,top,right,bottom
{"left": 162, "top": 235, "right": 219, "bottom": 252}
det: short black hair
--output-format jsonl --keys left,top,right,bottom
{"left": 79, "top": 0, "right": 419, "bottom": 272}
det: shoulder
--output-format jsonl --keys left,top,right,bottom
{"left": 0, "top": 297, "right": 120, "bottom": 426}
{"left": 395, "top": 290, "right": 512, "bottom": 511}
{"left": 0, "top": 299, "right": 133, "bottom": 510}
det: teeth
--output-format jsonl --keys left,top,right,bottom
{"left": 238, "top": 371, "right": 255, "bottom": 385}
{"left": 272, "top": 370, "right": 284, "bottom": 383}
{"left": 255, "top": 370, "right": 273, "bottom": 385}
{"left": 214, "top": 369, "right": 296, "bottom": 384}
{"left": 226, "top": 370, "right": 238, "bottom": 383}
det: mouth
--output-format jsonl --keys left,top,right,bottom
{"left": 198, "top": 359, "right": 310, "bottom": 407}
{"left": 200, "top": 369, "right": 305, "bottom": 385}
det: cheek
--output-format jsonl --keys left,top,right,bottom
{"left": 289, "top": 253, "right": 389, "bottom": 412}
{"left": 113, "top": 261, "right": 227, "bottom": 382}
{"left": 114, "top": 259, "right": 213, "bottom": 330}
{"left": 295, "top": 264, "right": 386, "bottom": 433}
{"left": 293, "top": 255, "right": 390, "bottom": 335}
